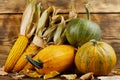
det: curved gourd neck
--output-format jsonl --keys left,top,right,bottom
{"left": 85, "top": 4, "right": 90, "bottom": 21}
{"left": 25, "top": 55, "right": 43, "bottom": 68}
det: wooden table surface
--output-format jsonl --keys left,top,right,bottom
{"left": 0, "top": 0, "right": 120, "bottom": 79}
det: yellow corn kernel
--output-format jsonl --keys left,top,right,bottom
{"left": 13, "top": 43, "right": 39, "bottom": 72}
{"left": 23, "top": 61, "right": 35, "bottom": 71}
{"left": 4, "top": 35, "right": 28, "bottom": 72}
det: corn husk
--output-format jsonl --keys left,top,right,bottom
{"left": 53, "top": 16, "right": 66, "bottom": 45}
{"left": 33, "top": 6, "right": 56, "bottom": 48}
{"left": 20, "top": 0, "right": 36, "bottom": 38}
{"left": 44, "top": 71, "right": 60, "bottom": 79}
{"left": 61, "top": 74, "right": 77, "bottom": 80}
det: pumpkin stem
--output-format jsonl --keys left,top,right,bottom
{"left": 85, "top": 4, "right": 90, "bottom": 20}
{"left": 25, "top": 55, "right": 43, "bottom": 68}
{"left": 90, "top": 39, "right": 97, "bottom": 46}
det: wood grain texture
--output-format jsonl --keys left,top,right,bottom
{"left": 0, "top": 0, "right": 120, "bottom": 79}
{"left": 0, "top": 14, "right": 22, "bottom": 67}
{"left": 0, "top": 0, "right": 120, "bottom": 13}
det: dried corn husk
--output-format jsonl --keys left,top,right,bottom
{"left": 20, "top": 0, "right": 36, "bottom": 38}
{"left": 61, "top": 74, "right": 77, "bottom": 80}
{"left": 53, "top": 16, "right": 66, "bottom": 45}
{"left": 80, "top": 72, "right": 94, "bottom": 80}
{"left": 33, "top": 6, "right": 56, "bottom": 48}
{"left": 44, "top": 71, "right": 60, "bottom": 79}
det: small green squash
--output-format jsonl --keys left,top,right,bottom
{"left": 65, "top": 6, "right": 101, "bottom": 47}
{"left": 75, "top": 39, "right": 117, "bottom": 76}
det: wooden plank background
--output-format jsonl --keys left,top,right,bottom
{"left": 0, "top": 0, "right": 120, "bottom": 13}
{"left": 0, "top": 0, "right": 120, "bottom": 79}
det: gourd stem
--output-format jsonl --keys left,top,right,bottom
{"left": 85, "top": 4, "right": 90, "bottom": 20}
{"left": 90, "top": 39, "right": 97, "bottom": 46}
{"left": 25, "top": 55, "right": 43, "bottom": 68}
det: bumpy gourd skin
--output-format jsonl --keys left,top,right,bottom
{"left": 65, "top": 18, "right": 101, "bottom": 47}
{"left": 75, "top": 40, "right": 117, "bottom": 76}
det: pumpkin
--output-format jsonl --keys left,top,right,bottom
{"left": 26, "top": 45, "right": 75, "bottom": 74}
{"left": 75, "top": 39, "right": 117, "bottom": 76}
{"left": 65, "top": 6, "right": 101, "bottom": 47}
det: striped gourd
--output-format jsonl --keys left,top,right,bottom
{"left": 65, "top": 5, "right": 101, "bottom": 47}
{"left": 75, "top": 39, "right": 117, "bottom": 76}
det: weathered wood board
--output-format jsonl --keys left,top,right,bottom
{"left": 0, "top": 0, "right": 120, "bottom": 79}
{"left": 0, "top": 0, "right": 120, "bottom": 13}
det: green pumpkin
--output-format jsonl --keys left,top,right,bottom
{"left": 65, "top": 6, "right": 101, "bottom": 47}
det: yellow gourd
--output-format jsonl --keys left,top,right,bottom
{"left": 26, "top": 45, "right": 75, "bottom": 74}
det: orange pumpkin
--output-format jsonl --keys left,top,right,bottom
{"left": 26, "top": 45, "right": 75, "bottom": 74}
{"left": 75, "top": 39, "right": 117, "bottom": 76}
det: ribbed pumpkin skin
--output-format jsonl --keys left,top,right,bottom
{"left": 65, "top": 18, "right": 101, "bottom": 47}
{"left": 75, "top": 41, "right": 117, "bottom": 76}
{"left": 32, "top": 45, "right": 75, "bottom": 74}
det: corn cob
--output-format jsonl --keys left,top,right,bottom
{"left": 13, "top": 6, "right": 56, "bottom": 72}
{"left": 4, "top": 0, "right": 36, "bottom": 72}
{"left": 4, "top": 36, "right": 28, "bottom": 72}
{"left": 13, "top": 3, "right": 41, "bottom": 72}
{"left": 13, "top": 43, "right": 40, "bottom": 72}
{"left": 23, "top": 61, "right": 35, "bottom": 71}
